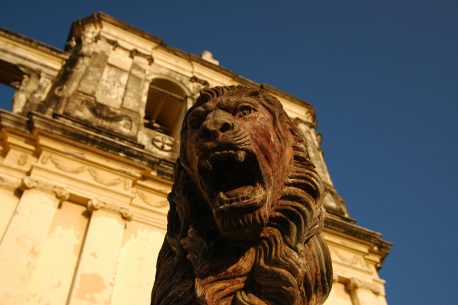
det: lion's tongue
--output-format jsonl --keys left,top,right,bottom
{"left": 224, "top": 185, "right": 255, "bottom": 198}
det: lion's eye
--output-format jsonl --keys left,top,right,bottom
{"left": 238, "top": 104, "right": 256, "bottom": 117}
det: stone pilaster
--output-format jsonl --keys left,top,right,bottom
{"left": 0, "top": 186, "right": 60, "bottom": 305}
{"left": 122, "top": 50, "right": 151, "bottom": 113}
{"left": 67, "top": 207, "right": 125, "bottom": 305}
{"left": 78, "top": 39, "right": 112, "bottom": 97}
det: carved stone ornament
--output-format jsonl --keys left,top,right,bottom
{"left": 151, "top": 86, "right": 332, "bottom": 305}
{"left": 152, "top": 134, "right": 175, "bottom": 152}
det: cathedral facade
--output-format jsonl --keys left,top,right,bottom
{"left": 0, "top": 13, "right": 391, "bottom": 305}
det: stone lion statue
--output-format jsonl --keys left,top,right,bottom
{"left": 151, "top": 86, "right": 332, "bottom": 305}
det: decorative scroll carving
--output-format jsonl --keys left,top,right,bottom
{"left": 152, "top": 86, "right": 332, "bottom": 305}
{"left": 190, "top": 75, "right": 209, "bottom": 87}
{"left": 54, "top": 186, "right": 70, "bottom": 201}
{"left": 40, "top": 153, "right": 50, "bottom": 165}
{"left": 332, "top": 247, "right": 368, "bottom": 270}
{"left": 129, "top": 48, "right": 154, "bottom": 64}
{"left": 136, "top": 189, "right": 168, "bottom": 208}
{"left": 119, "top": 207, "right": 133, "bottom": 221}
{"left": 20, "top": 176, "right": 66, "bottom": 199}
{"left": 50, "top": 154, "right": 86, "bottom": 174}
{"left": 0, "top": 173, "right": 22, "bottom": 190}
{"left": 87, "top": 168, "right": 124, "bottom": 187}
{"left": 1, "top": 174, "right": 68, "bottom": 197}
{"left": 123, "top": 179, "right": 131, "bottom": 191}
{"left": 48, "top": 154, "right": 126, "bottom": 189}
{"left": 87, "top": 198, "right": 133, "bottom": 221}
{"left": 17, "top": 154, "right": 28, "bottom": 166}
{"left": 2, "top": 173, "right": 131, "bottom": 220}
{"left": 334, "top": 275, "right": 384, "bottom": 296}
{"left": 87, "top": 199, "right": 106, "bottom": 212}
{"left": 21, "top": 176, "right": 38, "bottom": 189}
{"left": 93, "top": 34, "right": 154, "bottom": 63}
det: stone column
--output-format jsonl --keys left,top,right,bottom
{"left": 0, "top": 132, "right": 36, "bottom": 238}
{"left": 0, "top": 186, "right": 20, "bottom": 238}
{"left": 0, "top": 186, "right": 60, "bottom": 305}
{"left": 23, "top": 198, "right": 89, "bottom": 305}
{"left": 67, "top": 202, "right": 125, "bottom": 305}
{"left": 110, "top": 221, "right": 165, "bottom": 305}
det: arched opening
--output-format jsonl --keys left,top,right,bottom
{"left": 144, "top": 78, "right": 187, "bottom": 139}
{"left": 0, "top": 59, "right": 24, "bottom": 112}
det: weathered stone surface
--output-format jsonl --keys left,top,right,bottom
{"left": 152, "top": 86, "right": 333, "bottom": 305}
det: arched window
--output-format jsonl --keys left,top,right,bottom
{"left": 144, "top": 78, "right": 187, "bottom": 139}
{"left": 0, "top": 59, "right": 23, "bottom": 112}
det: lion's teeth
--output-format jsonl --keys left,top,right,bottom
{"left": 236, "top": 150, "right": 246, "bottom": 162}
{"left": 218, "top": 191, "right": 229, "bottom": 200}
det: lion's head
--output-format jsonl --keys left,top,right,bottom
{"left": 152, "top": 86, "right": 332, "bottom": 305}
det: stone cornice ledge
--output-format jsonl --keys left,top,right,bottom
{"left": 0, "top": 110, "right": 29, "bottom": 133}
{"left": 0, "top": 111, "right": 175, "bottom": 179}
{"left": 325, "top": 213, "right": 392, "bottom": 263}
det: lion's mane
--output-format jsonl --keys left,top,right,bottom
{"left": 151, "top": 86, "right": 332, "bottom": 305}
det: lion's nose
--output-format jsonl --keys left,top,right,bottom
{"left": 199, "top": 112, "right": 234, "bottom": 140}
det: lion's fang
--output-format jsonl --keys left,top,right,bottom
{"left": 236, "top": 150, "right": 246, "bottom": 162}
{"left": 218, "top": 191, "right": 229, "bottom": 200}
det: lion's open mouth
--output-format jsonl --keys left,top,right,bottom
{"left": 199, "top": 149, "right": 265, "bottom": 212}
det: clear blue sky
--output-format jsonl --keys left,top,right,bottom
{"left": 1, "top": 1, "right": 457, "bottom": 304}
